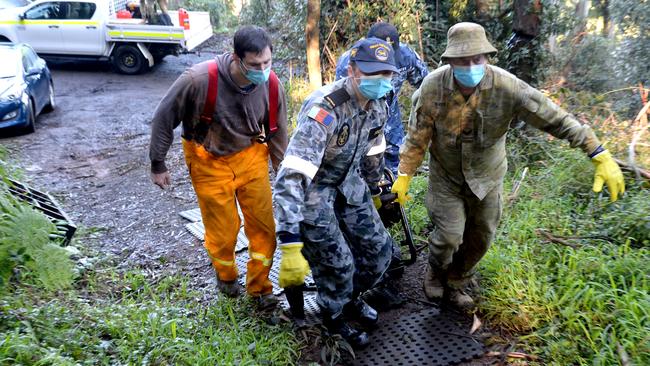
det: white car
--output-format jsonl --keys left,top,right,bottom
{"left": 0, "top": 0, "right": 213, "bottom": 74}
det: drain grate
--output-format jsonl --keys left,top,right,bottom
{"left": 179, "top": 208, "right": 202, "bottom": 222}
{"left": 180, "top": 206, "right": 321, "bottom": 324}
{"left": 7, "top": 179, "right": 77, "bottom": 246}
{"left": 350, "top": 308, "right": 484, "bottom": 366}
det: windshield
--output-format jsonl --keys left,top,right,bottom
{"left": 0, "top": 0, "right": 30, "bottom": 9}
{"left": 0, "top": 49, "right": 19, "bottom": 78}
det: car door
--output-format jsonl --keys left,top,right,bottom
{"left": 59, "top": 1, "right": 102, "bottom": 55}
{"left": 15, "top": 1, "right": 64, "bottom": 54}
{"left": 21, "top": 45, "right": 49, "bottom": 113}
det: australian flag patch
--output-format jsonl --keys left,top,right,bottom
{"left": 307, "top": 106, "right": 334, "bottom": 127}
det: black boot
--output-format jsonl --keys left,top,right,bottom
{"left": 322, "top": 312, "right": 370, "bottom": 349}
{"left": 362, "top": 280, "right": 406, "bottom": 311}
{"left": 343, "top": 298, "right": 378, "bottom": 327}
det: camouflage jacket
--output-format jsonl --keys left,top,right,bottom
{"left": 273, "top": 78, "right": 388, "bottom": 235}
{"left": 335, "top": 44, "right": 429, "bottom": 146}
{"left": 400, "top": 65, "right": 602, "bottom": 200}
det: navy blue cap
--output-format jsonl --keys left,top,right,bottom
{"left": 349, "top": 37, "right": 398, "bottom": 74}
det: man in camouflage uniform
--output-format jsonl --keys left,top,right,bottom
{"left": 391, "top": 22, "right": 625, "bottom": 309}
{"left": 336, "top": 22, "right": 429, "bottom": 309}
{"left": 274, "top": 38, "right": 398, "bottom": 348}
{"left": 335, "top": 22, "right": 429, "bottom": 175}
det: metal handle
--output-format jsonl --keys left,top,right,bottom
{"left": 86, "top": 25, "right": 96, "bottom": 29}
{"left": 48, "top": 25, "right": 59, "bottom": 29}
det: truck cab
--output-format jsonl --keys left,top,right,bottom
{"left": 0, "top": 0, "right": 213, "bottom": 74}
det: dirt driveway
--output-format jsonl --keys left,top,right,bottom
{"left": 1, "top": 40, "right": 233, "bottom": 293}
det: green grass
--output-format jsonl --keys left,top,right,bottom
{"left": 476, "top": 142, "right": 650, "bottom": 365}
{"left": 0, "top": 269, "right": 299, "bottom": 365}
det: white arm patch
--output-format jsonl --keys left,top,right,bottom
{"left": 281, "top": 155, "right": 319, "bottom": 179}
{"left": 366, "top": 135, "right": 386, "bottom": 156}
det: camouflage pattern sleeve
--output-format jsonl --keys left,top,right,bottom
{"left": 516, "top": 80, "right": 602, "bottom": 155}
{"left": 334, "top": 51, "right": 351, "bottom": 81}
{"left": 401, "top": 45, "right": 429, "bottom": 88}
{"left": 398, "top": 85, "right": 435, "bottom": 175}
{"left": 273, "top": 102, "right": 334, "bottom": 236}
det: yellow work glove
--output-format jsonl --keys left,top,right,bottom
{"left": 279, "top": 243, "right": 310, "bottom": 288}
{"left": 372, "top": 194, "right": 382, "bottom": 209}
{"left": 592, "top": 150, "right": 625, "bottom": 202}
{"left": 391, "top": 174, "right": 412, "bottom": 206}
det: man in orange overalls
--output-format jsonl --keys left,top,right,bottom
{"left": 149, "top": 26, "right": 288, "bottom": 309}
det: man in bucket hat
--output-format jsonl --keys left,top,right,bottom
{"left": 274, "top": 38, "right": 398, "bottom": 348}
{"left": 391, "top": 22, "right": 625, "bottom": 309}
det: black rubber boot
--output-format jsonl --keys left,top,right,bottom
{"left": 322, "top": 312, "right": 370, "bottom": 349}
{"left": 343, "top": 298, "right": 378, "bottom": 327}
{"left": 362, "top": 281, "right": 406, "bottom": 311}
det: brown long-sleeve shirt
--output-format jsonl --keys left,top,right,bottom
{"left": 149, "top": 53, "right": 288, "bottom": 173}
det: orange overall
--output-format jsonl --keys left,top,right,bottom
{"left": 182, "top": 139, "right": 276, "bottom": 296}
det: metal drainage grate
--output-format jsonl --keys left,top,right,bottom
{"left": 180, "top": 207, "right": 321, "bottom": 325}
{"left": 350, "top": 308, "right": 484, "bottom": 366}
{"left": 178, "top": 208, "right": 202, "bottom": 222}
{"left": 7, "top": 179, "right": 77, "bottom": 246}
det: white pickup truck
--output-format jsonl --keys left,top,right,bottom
{"left": 0, "top": 0, "right": 213, "bottom": 74}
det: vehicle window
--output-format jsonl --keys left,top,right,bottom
{"left": 24, "top": 2, "right": 63, "bottom": 19}
{"left": 22, "top": 46, "right": 40, "bottom": 67}
{"left": 62, "top": 2, "right": 96, "bottom": 20}
{"left": 21, "top": 53, "right": 33, "bottom": 73}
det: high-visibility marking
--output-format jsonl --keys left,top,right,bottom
{"left": 108, "top": 30, "right": 184, "bottom": 39}
{"left": 207, "top": 253, "right": 235, "bottom": 267}
{"left": 281, "top": 155, "right": 319, "bottom": 179}
{"left": 367, "top": 135, "right": 386, "bottom": 156}
{"left": 250, "top": 252, "right": 272, "bottom": 266}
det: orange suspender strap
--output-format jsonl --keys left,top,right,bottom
{"left": 200, "top": 60, "right": 218, "bottom": 124}
{"left": 267, "top": 70, "right": 279, "bottom": 136}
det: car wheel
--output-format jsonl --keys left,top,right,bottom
{"left": 24, "top": 99, "right": 36, "bottom": 134}
{"left": 112, "top": 44, "right": 148, "bottom": 75}
{"left": 43, "top": 81, "right": 56, "bottom": 112}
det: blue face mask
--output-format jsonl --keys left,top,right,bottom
{"left": 358, "top": 75, "right": 393, "bottom": 100}
{"left": 240, "top": 60, "right": 271, "bottom": 85}
{"left": 453, "top": 64, "right": 485, "bottom": 88}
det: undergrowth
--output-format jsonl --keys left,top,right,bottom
{"left": 476, "top": 137, "right": 649, "bottom": 365}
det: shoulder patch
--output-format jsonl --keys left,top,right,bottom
{"left": 323, "top": 88, "right": 351, "bottom": 108}
{"left": 307, "top": 106, "right": 334, "bottom": 127}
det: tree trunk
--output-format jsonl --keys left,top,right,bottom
{"left": 306, "top": 0, "right": 322, "bottom": 90}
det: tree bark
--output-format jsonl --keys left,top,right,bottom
{"left": 306, "top": 0, "right": 322, "bottom": 90}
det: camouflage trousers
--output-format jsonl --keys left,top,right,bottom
{"left": 300, "top": 189, "right": 393, "bottom": 316}
{"left": 425, "top": 172, "right": 503, "bottom": 289}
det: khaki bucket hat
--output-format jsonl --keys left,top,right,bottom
{"left": 441, "top": 22, "right": 497, "bottom": 59}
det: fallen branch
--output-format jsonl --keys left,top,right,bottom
{"left": 614, "top": 158, "right": 650, "bottom": 180}
{"left": 536, "top": 229, "right": 580, "bottom": 249}
{"left": 486, "top": 351, "right": 540, "bottom": 361}
{"left": 628, "top": 99, "right": 650, "bottom": 182}
{"left": 616, "top": 342, "right": 631, "bottom": 366}
{"left": 508, "top": 167, "right": 529, "bottom": 204}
